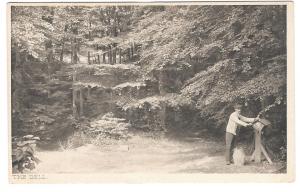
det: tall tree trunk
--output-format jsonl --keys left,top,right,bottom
{"left": 88, "top": 51, "right": 91, "bottom": 64}
{"left": 87, "top": 51, "right": 91, "bottom": 99}
{"left": 113, "top": 24, "right": 118, "bottom": 37}
{"left": 89, "top": 20, "right": 92, "bottom": 41}
{"left": 107, "top": 11, "right": 111, "bottom": 36}
{"left": 112, "top": 49, "right": 115, "bottom": 64}
{"left": 72, "top": 89, "right": 78, "bottom": 118}
{"left": 119, "top": 48, "right": 122, "bottom": 64}
{"left": 108, "top": 49, "right": 110, "bottom": 64}
{"left": 127, "top": 48, "right": 130, "bottom": 61}
{"left": 109, "top": 45, "right": 112, "bottom": 64}
{"left": 71, "top": 39, "right": 74, "bottom": 64}
{"left": 72, "top": 71, "right": 77, "bottom": 84}
{"left": 113, "top": 45, "right": 116, "bottom": 64}
{"left": 79, "top": 88, "right": 83, "bottom": 117}
{"left": 74, "top": 39, "right": 78, "bottom": 64}
{"left": 131, "top": 42, "right": 134, "bottom": 58}
{"left": 103, "top": 52, "right": 106, "bottom": 63}
{"left": 117, "top": 10, "right": 121, "bottom": 33}
{"left": 87, "top": 86, "right": 91, "bottom": 100}
{"left": 71, "top": 35, "right": 78, "bottom": 118}
{"left": 159, "top": 102, "right": 166, "bottom": 131}
{"left": 72, "top": 38, "right": 79, "bottom": 64}
{"left": 72, "top": 68, "right": 78, "bottom": 118}
{"left": 113, "top": 6, "right": 119, "bottom": 37}
{"left": 47, "top": 61, "right": 51, "bottom": 99}
{"left": 158, "top": 70, "right": 166, "bottom": 95}
{"left": 47, "top": 42, "right": 54, "bottom": 99}
{"left": 60, "top": 41, "right": 64, "bottom": 62}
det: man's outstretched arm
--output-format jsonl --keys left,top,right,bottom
{"left": 238, "top": 114, "right": 256, "bottom": 123}
{"left": 231, "top": 114, "right": 249, "bottom": 127}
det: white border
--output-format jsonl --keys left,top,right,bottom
{"left": 1, "top": 0, "right": 298, "bottom": 190}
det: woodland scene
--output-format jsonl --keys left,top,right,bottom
{"left": 11, "top": 4, "right": 287, "bottom": 174}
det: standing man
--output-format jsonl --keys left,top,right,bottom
{"left": 225, "top": 104, "right": 258, "bottom": 165}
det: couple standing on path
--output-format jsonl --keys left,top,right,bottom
{"left": 225, "top": 104, "right": 259, "bottom": 165}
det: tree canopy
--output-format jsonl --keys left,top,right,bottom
{"left": 11, "top": 5, "right": 287, "bottom": 158}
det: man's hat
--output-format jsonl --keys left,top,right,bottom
{"left": 234, "top": 104, "right": 242, "bottom": 109}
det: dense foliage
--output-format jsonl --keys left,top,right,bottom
{"left": 11, "top": 5, "right": 287, "bottom": 160}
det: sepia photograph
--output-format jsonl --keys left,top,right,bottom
{"left": 8, "top": 1, "right": 294, "bottom": 183}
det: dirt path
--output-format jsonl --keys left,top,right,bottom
{"left": 33, "top": 136, "right": 284, "bottom": 174}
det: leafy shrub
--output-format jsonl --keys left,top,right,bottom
{"left": 12, "top": 135, "right": 41, "bottom": 173}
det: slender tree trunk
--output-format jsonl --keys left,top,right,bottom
{"left": 112, "top": 49, "right": 115, "bottom": 64}
{"left": 127, "top": 48, "right": 130, "bottom": 61}
{"left": 103, "top": 52, "right": 106, "bottom": 63}
{"left": 72, "top": 89, "right": 77, "bottom": 118}
{"left": 116, "top": 10, "right": 121, "bottom": 33}
{"left": 113, "top": 22, "right": 118, "bottom": 37}
{"left": 119, "top": 48, "right": 122, "bottom": 64}
{"left": 159, "top": 102, "right": 166, "bottom": 131}
{"left": 72, "top": 71, "right": 77, "bottom": 84}
{"left": 107, "top": 14, "right": 111, "bottom": 36}
{"left": 72, "top": 38, "right": 79, "bottom": 64}
{"left": 72, "top": 37, "right": 75, "bottom": 117}
{"left": 79, "top": 88, "right": 83, "bottom": 117}
{"left": 87, "top": 86, "right": 91, "bottom": 100}
{"left": 158, "top": 70, "right": 166, "bottom": 95}
{"left": 108, "top": 49, "right": 110, "bottom": 64}
{"left": 74, "top": 39, "right": 79, "bottom": 64}
{"left": 72, "top": 57, "right": 78, "bottom": 118}
{"left": 109, "top": 46, "right": 113, "bottom": 64}
{"left": 109, "top": 45, "right": 112, "bottom": 64}
{"left": 47, "top": 61, "right": 51, "bottom": 98}
{"left": 88, "top": 51, "right": 91, "bottom": 64}
{"left": 89, "top": 20, "right": 92, "bottom": 41}
{"left": 113, "top": 45, "right": 116, "bottom": 64}
{"left": 60, "top": 41, "right": 65, "bottom": 62}
{"left": 72, "top": 77, "right": 77, "bottom": 118}
{"left": 47, "top": 43, "right": 54, "bottom": 99}
{"left": 71, "top": 39, "right": 74, "bottom": 64}
{"left": 131, "top": 42, "right": 134, "bottom": 58}
{"left": 115, "top": 49, "right": 117, "bottom": 64}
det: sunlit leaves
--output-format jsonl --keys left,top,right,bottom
{"left": 11, "top": 7, "right": 49, "bottom": 59}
